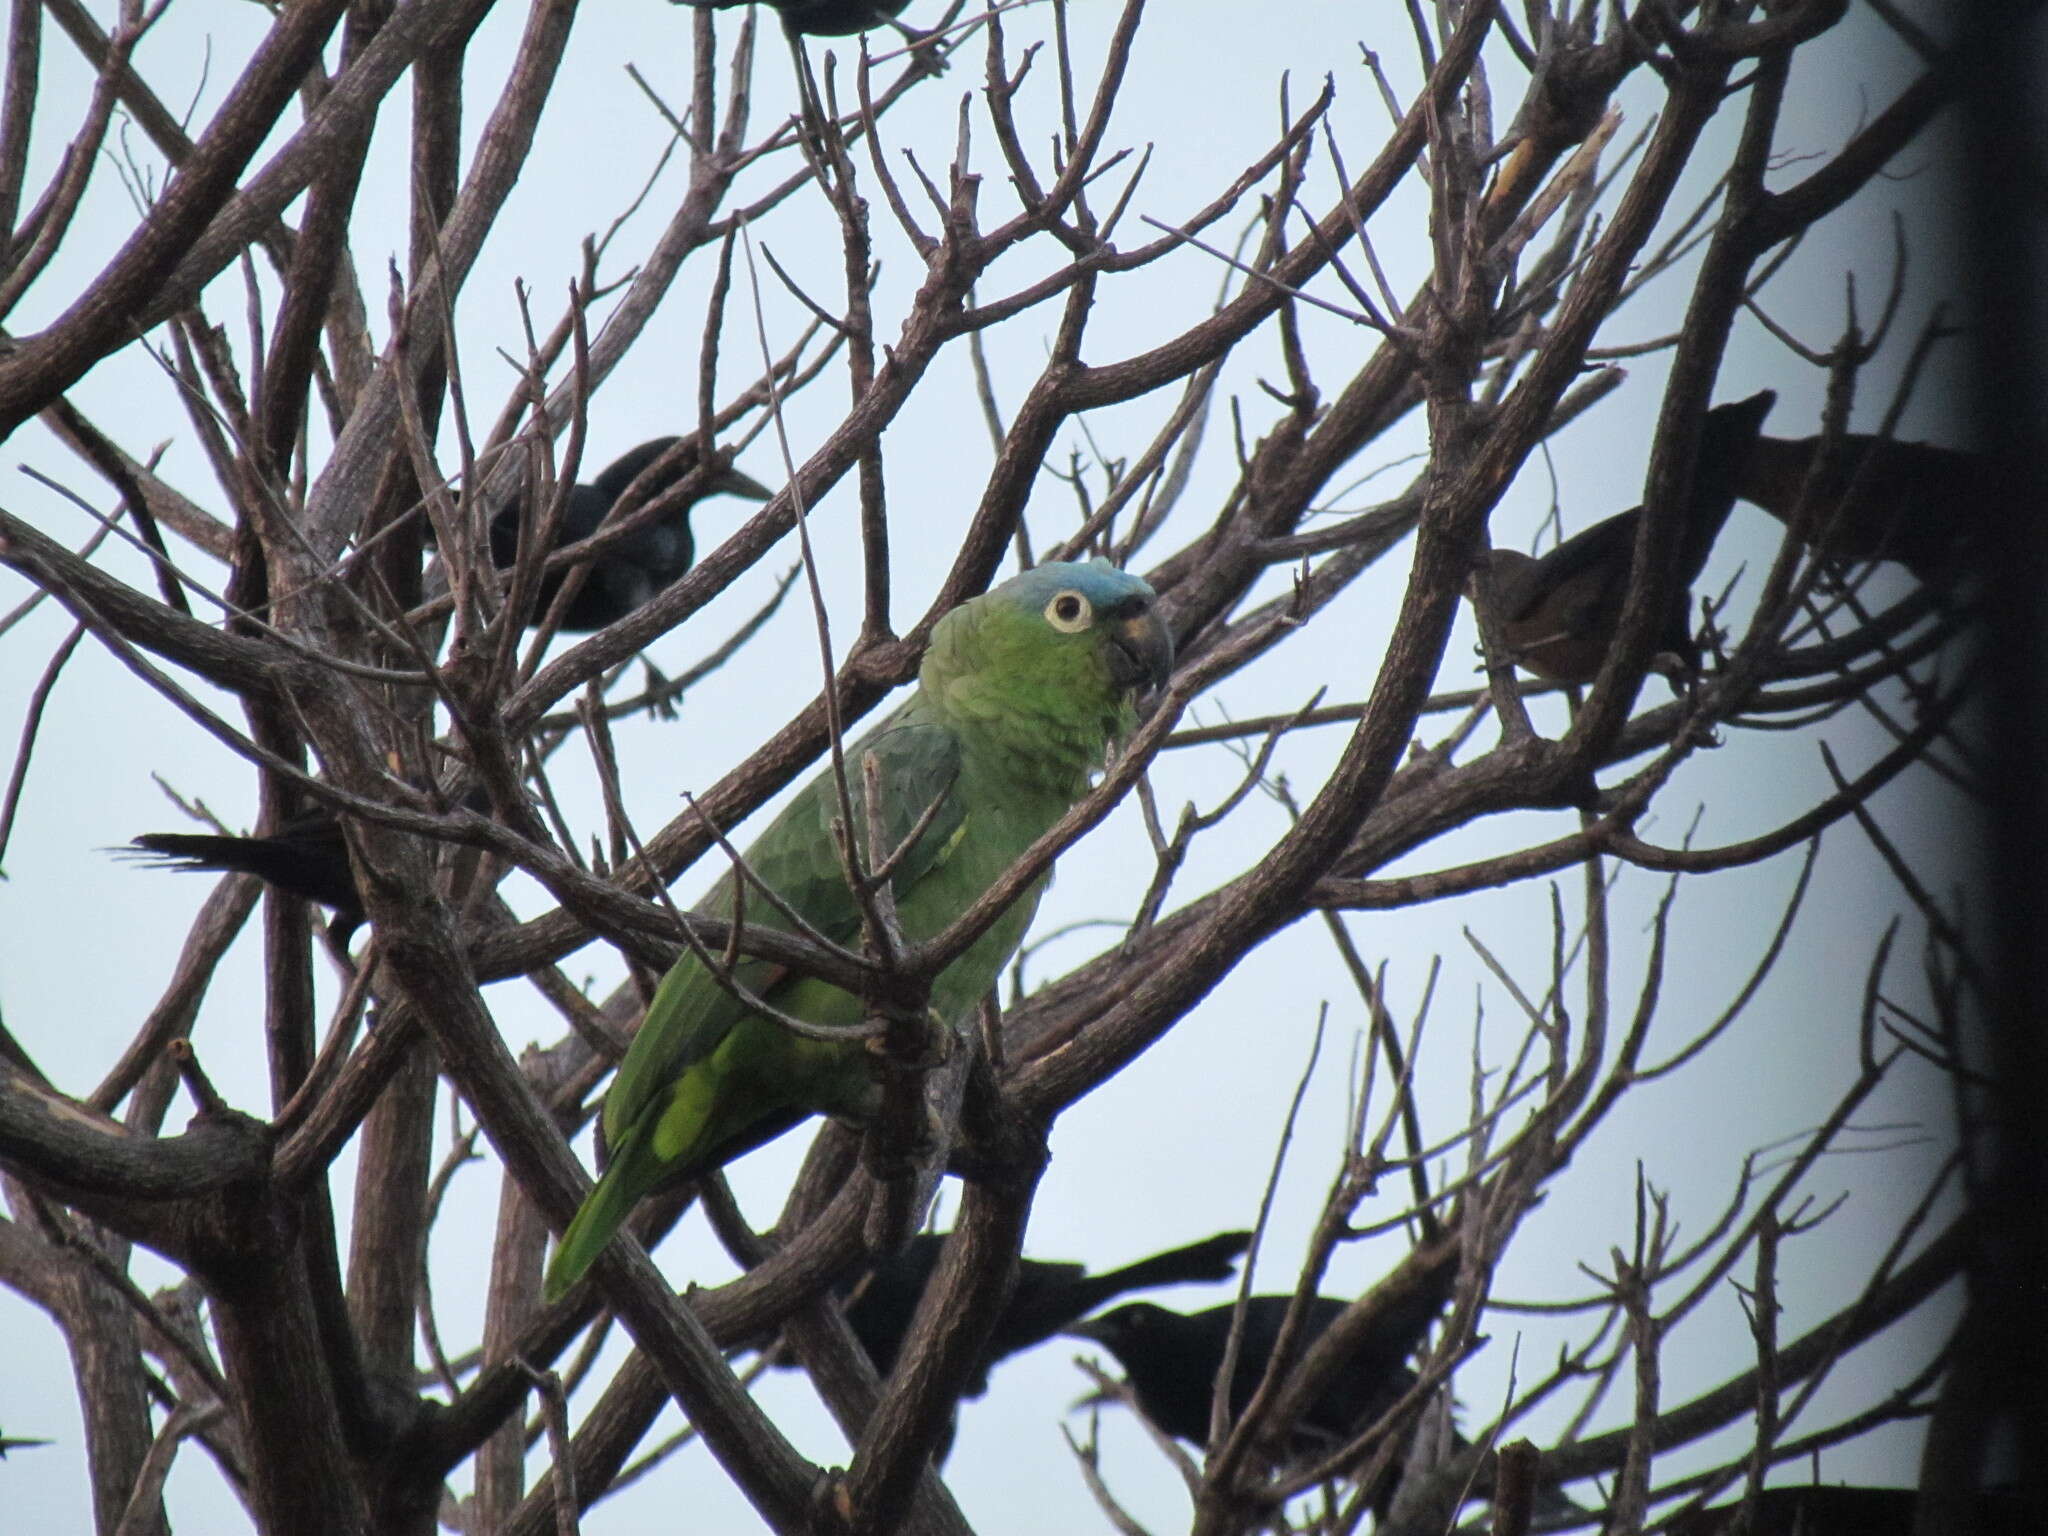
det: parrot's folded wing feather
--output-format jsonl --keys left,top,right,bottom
{"left": 602, "top": 713, "right": 966, "bottom": 1146}
{"left": 601, "top": 946, "right": 785, "bottom": 1150}
{"left": 835, "top": 714, "right": 972, "bottom": 891}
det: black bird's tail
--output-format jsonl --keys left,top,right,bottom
{"left": 1065, "top": 1230, "right": 1254, "bottom": 1316}
{"left": 126, "top": 832, "right": 310, "bottom": 885}
{"left": 990, "top": 1229, "right": 1254, "bottom": 1374}
{"left": 123, "top": 817, "right": 363, "bottom": 942}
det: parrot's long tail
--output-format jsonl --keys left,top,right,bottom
{"left": 541, "top": 1102, "right": 811, "bottom": 1301}
{"left": 544, "top": 1136, "right": 657, "bottom": 1302}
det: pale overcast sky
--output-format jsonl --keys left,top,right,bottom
{"left": 0, "top": 3, "right": 1975, "bottom": 1532}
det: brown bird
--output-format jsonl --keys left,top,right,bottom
{"left": 1477, "top": 390, "right": 1777, "bottom": 685}
{"left": 1734, "top": 430, "right": 1990, "bottom": 582}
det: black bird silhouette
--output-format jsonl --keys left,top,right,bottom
{"left": 1733, "top": 430, "right": 1991, "bottom": 582}
{"left": 125, "top": 442, "right": 765, "bottom": 941}
{"left": 1069, "top": 1285, "right": 1581, "bottom": 1520}
{"left": 1477, "top": 391, "right": 1777, "bottom": 684}
{"left": 123, "top": 782, "right": 507, "bottom": 948}
{"left": 1066, "top": 1291, "right": 1445, "bottom": 1455}
{"left": 126, "top": 811, "right": 365, "bottom": 945}
{"left": 818, "top": 1229, "right": 1253, "bottom": 1392}
{"left": 489, "top": 436, "right": 769, "bottom": 632}
{"left": 668, "top": 0, "right": 915, "bottom": 39}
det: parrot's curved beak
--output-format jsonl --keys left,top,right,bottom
{"left": 1106, "top": 601, "right": 1175, "bottom": 696}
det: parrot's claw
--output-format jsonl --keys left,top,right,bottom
{"left": 922, "top": 1008, "right": 957, "bottom": 1066}
{"left": 809, "top": 1472, "right": 855, "bottom": 1527}
{"left": 861, "top": 1007, "right": 955, "bottom": 1069}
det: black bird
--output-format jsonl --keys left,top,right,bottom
{"left": 1733, "top": 430, "right": 1991, "bottom": 582}
{"left": 1477, "top": 390, "right": 1777, "bottom": 685}
{"left": 123, "top": 783, "right": 505, "bottom": 948}
{"left": 822, "top": 1228, "right": 1253, "bottom": 1391}
{"left": 1066, "top": 1291, "right": 1446, "bottom": 1456}
{"left": 489, "top": 436, "right": 769, "bottom": 632}
{"left": 1070, "top": 1287, "right": 1583, "bottom": 1521}
{"left": 668, "top": 0, "right": 916, "bottom": 40}
{"left": 126, "top": 811, "right": 365, "bottom": 945}
{"left": 125, "top": 441, "right": 765, "bottom": 939}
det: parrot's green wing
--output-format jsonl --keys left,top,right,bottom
{"left": 545, "top": 713, "right": 966, "bottom": 1302}
{"left": 601, "top": 708, "right": 967, "bottom": 1149}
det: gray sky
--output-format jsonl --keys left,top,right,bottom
{"left": 0, "top": 2, "right": 1973, "bottom": 1531}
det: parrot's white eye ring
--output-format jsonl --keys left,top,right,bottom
{"left": 1045, "top": 590, "right": 1093, "bottom": 632}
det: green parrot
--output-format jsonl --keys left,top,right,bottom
{"left": 543, "top": 560, "right": 1174, "bottom": 1300}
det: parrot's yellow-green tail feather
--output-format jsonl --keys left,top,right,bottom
{"left": 543, "top": 1139, "right": 654, "bottom": 1302}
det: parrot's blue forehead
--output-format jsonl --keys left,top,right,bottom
{"left": 992, "top": 558, "right": 1157, "bottom": 611}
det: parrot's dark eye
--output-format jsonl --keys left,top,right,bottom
{"left": 1045, "top": 590, "right": 1093, "bottom": 632}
